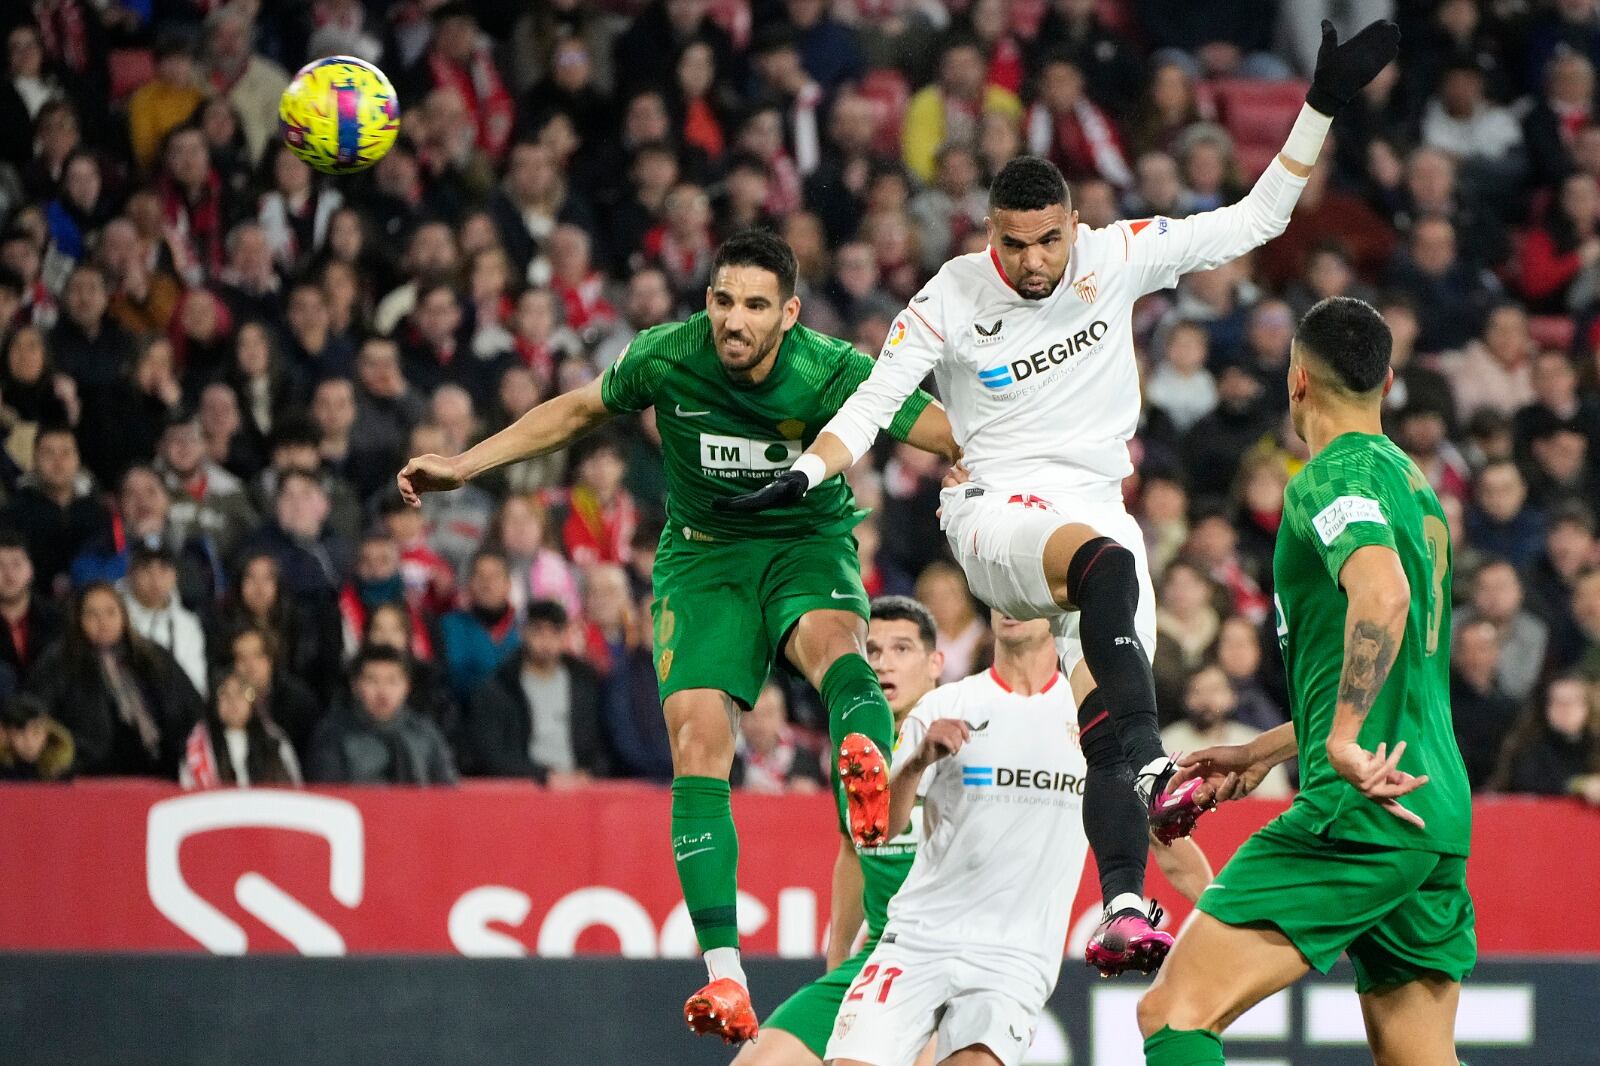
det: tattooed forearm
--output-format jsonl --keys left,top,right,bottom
{"left": 1338, "top": 619, "right": 1398, "bottom": 717}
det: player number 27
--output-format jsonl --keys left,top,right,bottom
{"left": 845, "top": 964, "right": 903, "bottom": 1004}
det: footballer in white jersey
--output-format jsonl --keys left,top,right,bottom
{"left": 723, "top": 90, "right": 1341, "bottom": 976}
{"left": 824, "top": 613, "right": 1211, "bottom": 1066}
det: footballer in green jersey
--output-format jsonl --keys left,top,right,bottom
{"left": 398, "top": 231, "right": 958, "bottom": 1045}
{"left": 1139, "top": 296, "right": 1475, "bottom": 1066}
{"left": 738, "top": 596, "right": 943, "bottom": 1066}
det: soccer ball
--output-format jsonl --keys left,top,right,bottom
{"left": 279, "top": 55, "right": 400, "bottom": 175}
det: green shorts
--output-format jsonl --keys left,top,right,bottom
{"left": 1198, "top": 816, "right": 1476, "bottom": 994}
{"left": 649, "top": 527, "right": 868, "bottom": 707}
{"left": 763, "top": 940, "right": 874, "bottom": 1057}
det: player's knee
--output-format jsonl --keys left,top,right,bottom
{"left": 666, "top": 699, "right": 736, "bottom": 775}
{"left": 1066, "top": 537, "right": 1138, "bottom": 613}
{"left": 1136, "top": 983, "right": 1169, "bottom": 1037}
{"left": 1137, "top": 981, "right": 1217, "bottom": 1038}
{"left": 788, "top": 611, "right": 865, "bottom": 685}
{"left": 670, "top": 726, "right": 734, "bottom": 776}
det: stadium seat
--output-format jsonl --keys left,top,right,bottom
{"left": 1529, "top": 314, "right": 1576, "bottom": 352}
{"left": 859, "top": 67, "right": 909, "bottom": 156}
{"left": 1208, "top": 79, "right": 1312, "bottom": 178}
{"left": 109, "top": 48, "right": 156, "bottom": 101}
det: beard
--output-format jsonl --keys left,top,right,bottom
{"left": 717, "top": 320, "right": 782, "bottom": 370}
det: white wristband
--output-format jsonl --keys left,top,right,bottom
{"left": 791, "top": 453, "right": 828, "bottom": 492}
{"left": 1283, "top": 102, "right": 1333, "bottom": 169}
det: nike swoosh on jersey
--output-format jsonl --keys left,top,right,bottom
{"left": 675, "top": 404, "right": 710, "bottom": 417}
{"left": 830, "top": 589, "right": 857, "bottom": 599}
{"left": 675, "top": 846, "right": 715, "bottom": 861}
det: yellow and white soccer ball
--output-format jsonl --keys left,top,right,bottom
{"left": 279, "top": 55, "right": 400, "bottom": 175}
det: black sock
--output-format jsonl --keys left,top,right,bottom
{"left": 1067, "top": 537, "right": 1167, "bottom": 770}
{"left": 1078, "top": 688, "right": 1148, "bottom": 904}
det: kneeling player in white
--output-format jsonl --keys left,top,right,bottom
{"left": 825, "top": 612, "right": 1211, "bottom": 1066}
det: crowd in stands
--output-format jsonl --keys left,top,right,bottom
{"left": 0, "top": 0, "right": 1597, "bottom": 808}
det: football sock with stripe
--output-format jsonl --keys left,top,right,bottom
{"left": 821, "top": 653, "right": 896, "bottom": 758}
{"left": 1067, "top": 537, "right": 1167, "bottom": 769}
{"left": 671, "top": 776, "right": 741, "bottom": 958}
{"left": 1144, "top": 1026, "right": 1225, "bottom": 1066}
{"left": 1078, "top": 689, "right": 1150, "bottom": 904}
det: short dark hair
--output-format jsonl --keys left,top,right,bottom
{"left": 711, "top": 228, "right": 797, "bottom": 300}
{"left": 230, "top": 623, "right": 280, "bottom": 662}
{"left": 0, "top": 693, "right": 49, "bottom": 730}
{"left": 1293, "top": 296, "right": 1392, "bottom": 395}
{"left": 469, "top": 548, "right": 509, "bottom": 574}
{"left": 870, "top": 595, "right": 938, "bottom": 652}
{"left": 989, "top": 155, "right": 1070, "bottom": 212}
{"left": 271, "top": 417, "right": 321, "bottom": 452}
{"left": 525, "top": 599, "right": 569, "bottom": 629}
{"left": 34, "top": 422, "right": 77, "bottom": 448}
{"left": 0, "top": 528, "right": 27, "bottom": 554}
{"left": 353, "top": 643, "right": 409, "bottom": 676}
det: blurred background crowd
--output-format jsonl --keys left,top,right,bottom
{"left": 0, "top": 0, "right": 1596, "bottom": 806}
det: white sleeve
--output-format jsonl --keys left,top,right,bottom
{"left": 818, "top": 285, "right": 949, "bottom": 466}
{"left": 1115, "top": 158, "right": 1309, "bottom": 296}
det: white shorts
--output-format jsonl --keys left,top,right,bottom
{"left": 822, "top": 937, "right": 1047, "bottom": 1066}
{"left": 939, "top": 486, "right": 1157, "bottom": 676}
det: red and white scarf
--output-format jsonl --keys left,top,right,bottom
{"left": 427, "top": 49, "right": 514, "bottom": 161}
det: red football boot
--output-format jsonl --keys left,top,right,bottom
{"left": 683, "top": 978, "right": 759, "bottom": 1044}
{"left": 838, "top": 732, "right": 890, "bottom": 846}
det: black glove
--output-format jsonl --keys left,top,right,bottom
{"left": 714, "top": 469, "right": 810, "bottom": 513}
{"left": 1306, "top": 19, "right": 1401, "bottom": 117}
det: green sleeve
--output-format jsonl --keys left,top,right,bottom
{"left": 599, "top": 330, "right": 665, "bottom": 414}
{"left": 1287, "top": 463, "right": 1400, "bottom": 586}
{"left": 827, "top": 347, "right": 937, "bottom": 444}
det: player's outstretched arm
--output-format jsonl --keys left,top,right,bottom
{"left": 1123, "top": 20, "right": 1398, "bottom": 287}
{"left": 887, "top": 718, "right": 969, "bottom": 839}
{"left": 1172, "top": 721, "right": 1298, "bottom": 805}
{"left": 1328, "top": 544, "right": 1430, "bottom": 827}
{"left": 1278, "top": 20, "right": 1401, "bottom": 176}
{"left": 826, "top": 833, "right": 866, "bottom": 971}
{"left": 1149, "top": 834, "right": 1213, "bottom": 905}
{"left": 397, "top": 377, "right": 615, "bottom": 505}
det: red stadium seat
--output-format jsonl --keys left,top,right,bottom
{"left": 1208, "top": 79, "right": 1312, "bottom": 178}
{"left": 1529, "top": 314, "right": 1576, "bottom": 352}
{"left": 109, "top": 48, "right": 156, "bottom": 101}
{"left": 858, "top": 67, "right": 909, "bottom": 156}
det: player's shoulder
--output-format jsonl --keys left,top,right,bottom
{"left": 625, "top": 313, "right": 712, "bottom": 365}
{"left": 1076, "top": 219, "right": 1133, "bottom": 262}
{"left": 918, "top": 251, "right": 993, "bottom": 308}
{"left": 1291, "top": 434, "right": 1404, "bottom": 499}
{"left": 917, "top": 669, "right": 1006, "bottom": 712}
{"left": 788, "top": 320, "right": 859, "bottom": 362}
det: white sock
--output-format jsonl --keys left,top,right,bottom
{"left": 1136, "top": 756, "right": 1170, "bottom": 779}
{"left": 704, "top": 946, "right": 747, "bottom": 989}
{"left": 1108, "top": 892, "right": 1147, "bottom": 917}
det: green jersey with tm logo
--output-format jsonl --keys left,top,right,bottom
{"left": 601, "top": 312, "right": 934, "bottom": 540}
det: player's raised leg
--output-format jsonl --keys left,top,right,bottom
{"left": 1137, "top": 911, "right": 1311, "bottom": 1065}
{"left": 1072, "top": 665, "right": 1175, "bottom": 976}
{"left": 1043, "top": 522, "right": 1199, "bottom": 827}
{"left": 1360, "top": 977, "right": 1462, "bottom": 1066}
{"left": 667, "top": 686, "right": 760, "bottom": 1043}
{"left": 784, "top": 606, "right": 896, "bottom": 845}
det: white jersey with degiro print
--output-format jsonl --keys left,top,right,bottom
{"left": 823, "top": 667, "right": 1086, "bottom": 1066}
{"left": 817, "top": 160, "right": 1308, "bottom": 671}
